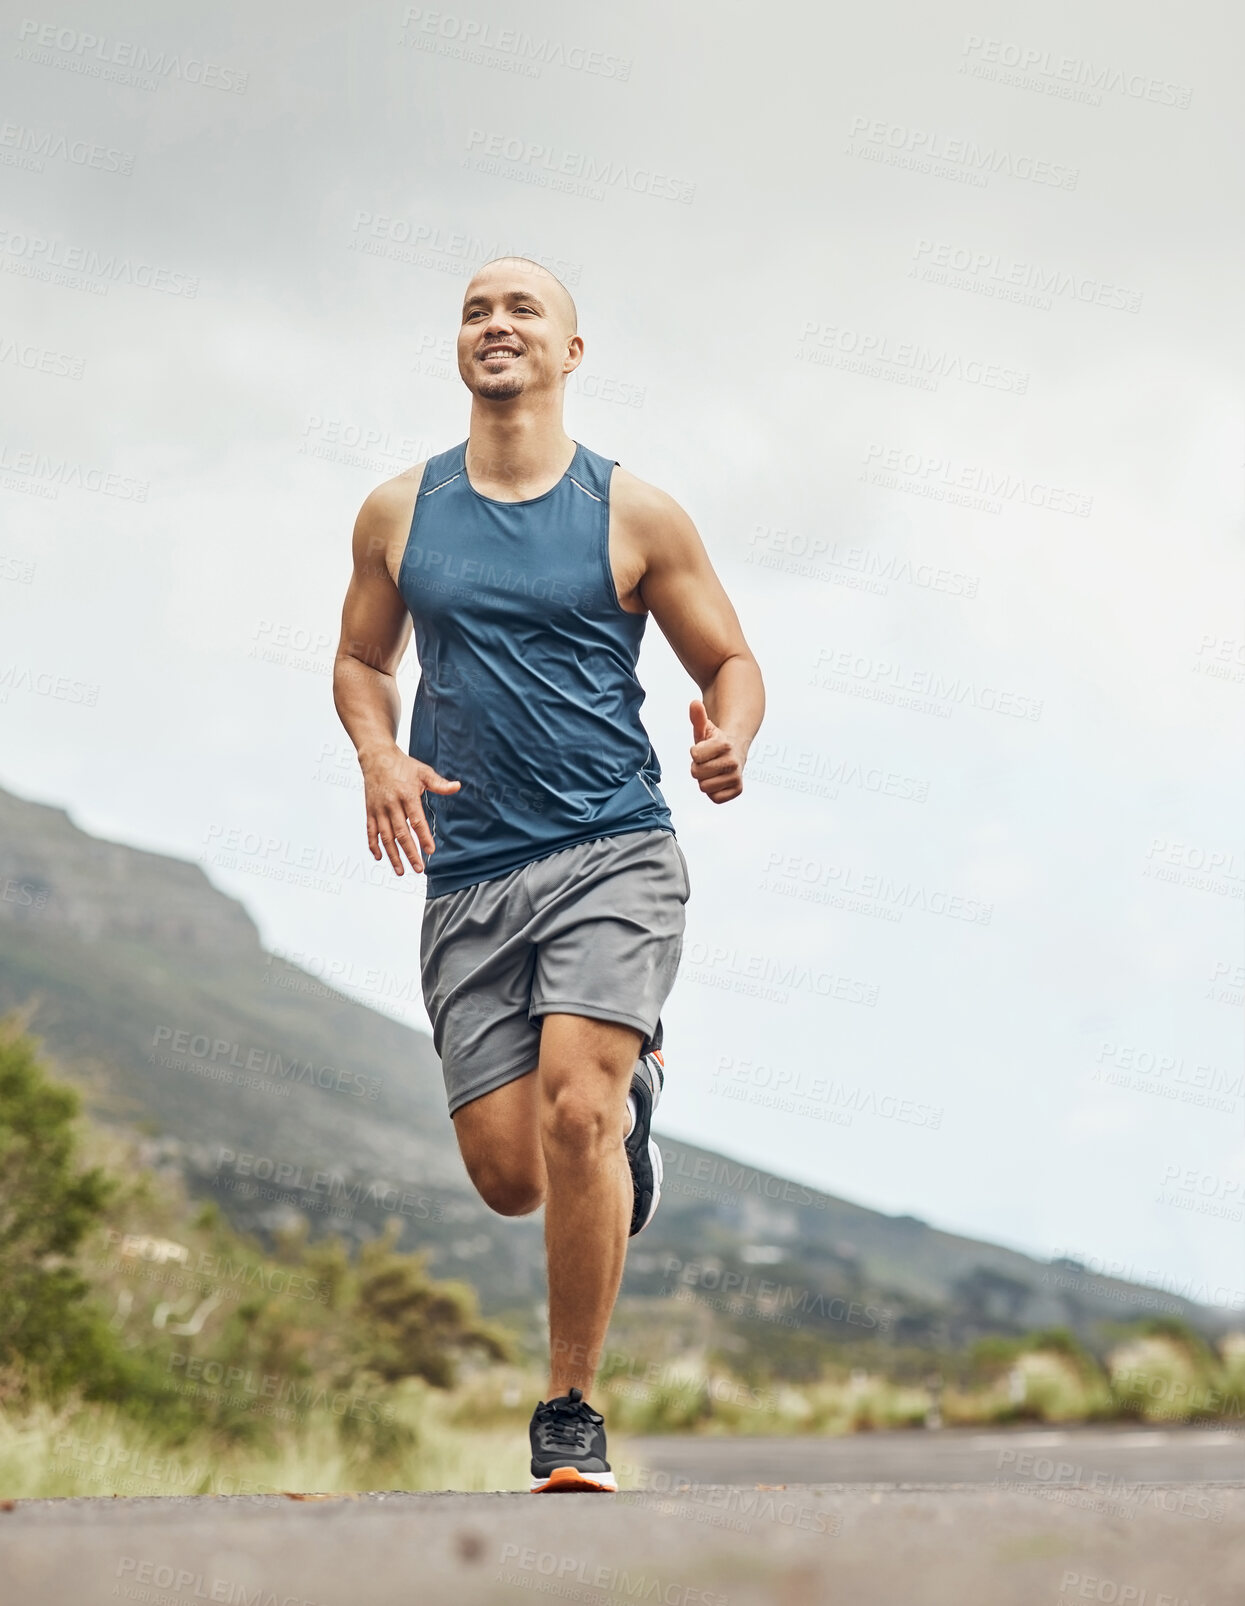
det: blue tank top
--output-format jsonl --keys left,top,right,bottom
{"left": 398, "top": 439, "right": 675, "bottom": 897}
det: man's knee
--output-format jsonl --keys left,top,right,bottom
{"left": 472, "top": 1164, "right": 545, "bottom": 1216}
{"left": 540, "top": 1082, "right": 616, "bottom": 1154}
{"left": 451, "top": 1071, "right": 543, "bottom": 1214}
{"left": 486, "top": 1181, "right": 545, "bottom": 1216}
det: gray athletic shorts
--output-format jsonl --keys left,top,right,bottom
{"left": 419, "top": 827, "right": 690, "bottom": 1117}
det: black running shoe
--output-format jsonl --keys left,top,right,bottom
{"left": 625, "top": 1049, "right": 665, "bottom": 1237}
{"left": 528, "top": 1387, "right": 617, "bottom": 1492}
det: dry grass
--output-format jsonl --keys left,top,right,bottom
{"left": 5, "top": 1332, "right": 1242, "bottom": 1499}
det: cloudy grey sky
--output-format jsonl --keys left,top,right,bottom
{"left": 1, "top": 0, "right": 1241, "bottom": 1307}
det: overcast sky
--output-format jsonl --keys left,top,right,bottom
{"left": 1, "top": 0, "right": 1241, "bottom": 1309}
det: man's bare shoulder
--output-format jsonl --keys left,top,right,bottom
{"left": 609, "top": 463, "right": 687, "bottom": 526}
{"left": 609, "top": 464, "right": 705, "bottom": 581}
{"left": 351, "top": 462, "right": 430, "bottom": 578}
{"left": 357, "top": 461, "right": 430, "bottom": 529}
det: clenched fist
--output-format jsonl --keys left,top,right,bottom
{"left": 689, "top": 699, "right": 746, "bottom": 804}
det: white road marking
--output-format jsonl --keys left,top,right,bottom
{"left": 969, "top": 1432, "right": 1068, "bottom": 1447}
{"left": 968, "top": 1430, "right": 1202, "bottom": 1450}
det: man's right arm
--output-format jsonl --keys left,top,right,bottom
{"left": 332, "top": 470, "right": 460, "bottom": 876}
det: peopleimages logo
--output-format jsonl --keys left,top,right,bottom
{"left": 910, "top": 237, "right": 1142, "bottom": 313}
{"left": 959, "top": 35, "right": 1193, "bottom": 109}
{"left": 402, "top": 541, "right": 588, "bottom": 606}
{"left": 660, "top": 1150, "right": 842, "bottom": 1212}
{"left": 797, "top": 318, "right": 1029, "bottom": 395}
{"left": 662, "top": 1256, "right": 893, "bottom": 1331}
{"left": 745, "top": 738, "right": 932, "bottom": 804}
{"left": 682, "top": 940, "right": 879, "bottom": 1006}
{"left": 465, "top": 128, "right": 695, "bottom": 203}
{"left": 0, "top": 663, "right": 101, "bottom": 705}
{"left": 0, "top": 441, "right": 148, "bottom": 500}
{"left": 0, "top": 120, "right": 134, "bottom": 174}
{"left": 862, "top": 441, "right": 1092, "bottom": 517}
{"left": 400, "top": 7, "right": 632, "bottom": 79}
{"left": 847, "top": 114, "right": 1078, "bottom": 189}
{"left": 810, "top": 647, "right": 1043, "bottom": 724}
{"left": 14, "top": 19, "right": 249, "bottom": 92}
{"left": 0, "top": 225, "right": 199, "bottom": 297}
{"left": 0, "top": 335, "right": 85, "bottom": 379}
{"left": 150, "top": 1026, "right": 381, "bottom": 1101}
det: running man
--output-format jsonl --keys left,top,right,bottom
{"left": 332, "top": 255, "right": 764, "bottom": 1491}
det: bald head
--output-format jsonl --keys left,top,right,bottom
{"left": 458, "top": 255, "right": 583, "bottom": 404}
{"left": 468, "top": 255, "right": 578, "bottom": 335}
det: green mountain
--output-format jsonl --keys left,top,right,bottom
{"left": 0, "top": 782, "right": 1224, "bottom": 1357}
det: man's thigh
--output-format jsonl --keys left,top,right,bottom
{"left": 421, "top": 829, "right": 687, "bottom": 1119}
{"left": 420, "top": 874, "right": 542, "bottom": 1119}
{"left": 526, "top": 829, "right": 689, "bottom": 1055}
{"left": 451, "top": 1014, "right": 640, "bottom": 1199}
{"left": 537, "top": 1012, "right": 645, "bottom": 1105}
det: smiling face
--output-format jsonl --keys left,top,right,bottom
{"left": 457, "top": 258, "right": 582, "bottom": 403}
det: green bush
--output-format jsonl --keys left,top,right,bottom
{"left": 0, "top": 1018, "right": 524, "bottom": 1457}
{"left": 0, "top": 1021, "right": 140, "bottom": 1404}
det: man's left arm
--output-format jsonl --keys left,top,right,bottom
{"left": 620, "top": 473, "right": 765, "bottom": 804}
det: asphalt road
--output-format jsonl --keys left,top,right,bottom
{"left": 3, "top": 1430, "right": 1242, "bottom": 1606}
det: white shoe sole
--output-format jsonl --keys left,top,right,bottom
{"left": 635, "top": 1134, "right": 663, "bottom": 1234}
{"left": 530, "top": 1466, "right": 618, "bottom": 1492}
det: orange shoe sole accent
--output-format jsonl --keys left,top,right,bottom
{"left": 530, "top": 1467, "right": 617, "bottom": 1493}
